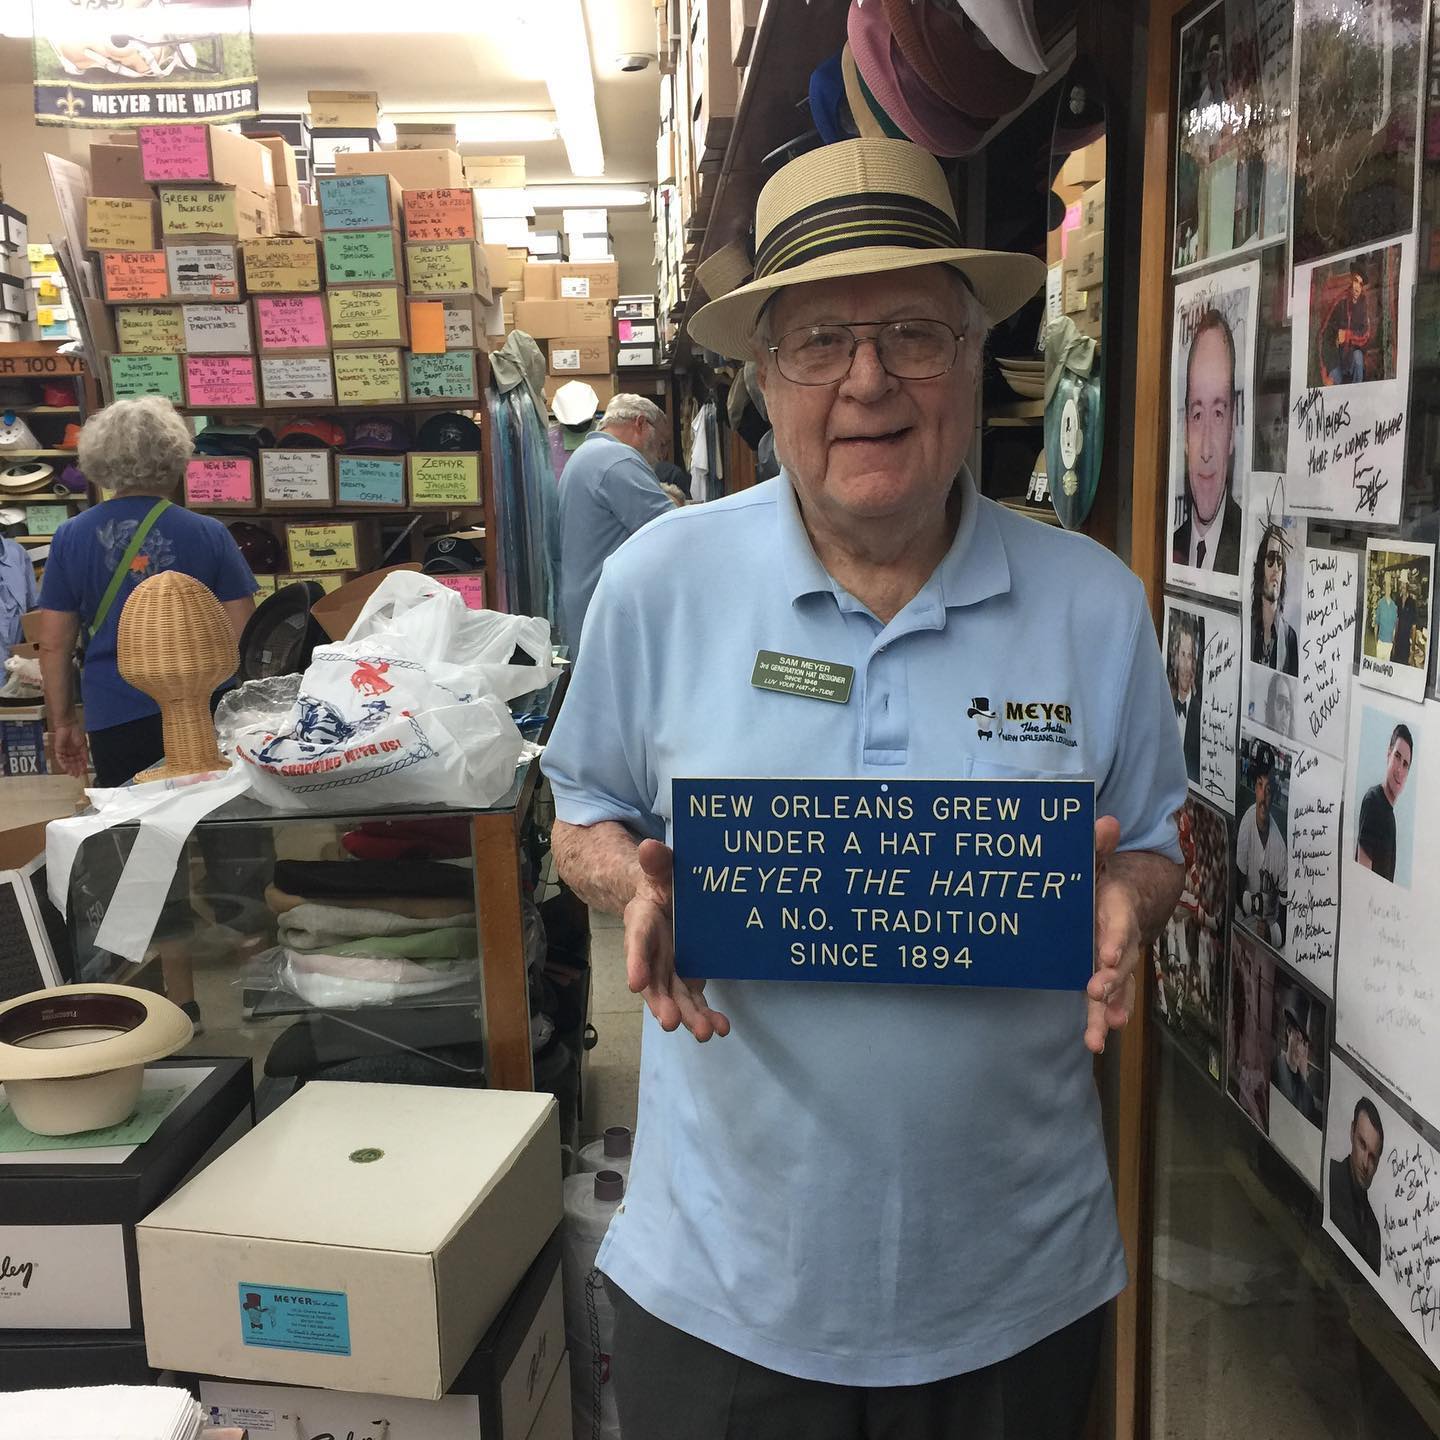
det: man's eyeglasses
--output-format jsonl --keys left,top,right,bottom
{"left": 769, "top": 319, "right": 965, "bottom": 386}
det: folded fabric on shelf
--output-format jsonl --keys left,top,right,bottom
{"left": 276, "top": 902, "right": 479, "bottom": 951}
{"left": 325, "top": 927, "right": 479, "bottom": 961}
{"left": 265, "top": 883, "right": 475, "bottom": 921}
{"left": 273, "top": 858, "right": 474, "bottom": 900}
{"left": 278, "top": 948, "right": 474, "bottom": 1008}
{"left": 340, "top": 816, "right": 473, "bottom": 861}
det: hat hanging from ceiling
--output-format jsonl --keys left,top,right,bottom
{"left": 343, "top": 417, "right": 410, "bottom": 454}
{"left": 842, "top": 44, "right": 905, "bottom": 141}
{"left": 849, "top": 1, "right": 990, "bottom": 156}
{"left": 416, "top": 411, "right": 482, "bottom": 452}
{"left": 0, "top": 462, "right": 54, "bottom": 495}
{"left": 686, "top": 137, "right": 1045, "bottom": 361}
{"left": 808, "top": 49, "right": 855, "bottom": 145}
{"left": 955, "top": 0, "right": 1047, "bottom": 74}
{"left": 0, "top": 983, "right": 192, "bottom": 1135}
{"left": 277, "top": 417, "right": 346, "bottom": 450}
{"left": 883, "top": 0, "right": 1040, "bottom": 119}
{"left": 551, "top": 380, "right": 599, "bottom": 428}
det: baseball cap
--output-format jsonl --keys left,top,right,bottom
{"left": 344, "top": 417, "right": 411, "bottom": 454}
{"left": 195, "top": 423, "right": 273, "bottom": 459}
{"left": 276, "top": 417, "right": 346, "bottom": 449}
{"left": 423, "top": 528, "right": 486, "bottom": 573}
{"left": 227, "top": 521, "right": 284, "bottom": 574}
{"left": 415, "top": 411, "right": 482, "bottom": 452}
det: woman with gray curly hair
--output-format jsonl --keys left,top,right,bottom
{"left": 34, "top": 396, "right": 257, "bottom": 787}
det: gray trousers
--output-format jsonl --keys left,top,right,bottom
{"left": 606, "top": 1278, "right": 1104, "bottom": 1440}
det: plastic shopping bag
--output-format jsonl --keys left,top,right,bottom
{"left": 229, "top": 573, "right": 557, "bottom": 810}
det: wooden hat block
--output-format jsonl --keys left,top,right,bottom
{"left": 117, "top": 571, "right": 237, "bottom": 783}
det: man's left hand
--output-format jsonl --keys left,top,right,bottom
{"left": 1087, "top": 815, "right": 1139, "bottom": 1054}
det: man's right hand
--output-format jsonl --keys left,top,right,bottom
{"left": 52, "top": 721, "right": 88, "bottom": 780}
{"left": 624, "top": 838, "right": 731, "bottom": 1042}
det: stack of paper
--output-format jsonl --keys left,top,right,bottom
{"left": 0, "top": 1385, "right": 202, "bottom": 1440}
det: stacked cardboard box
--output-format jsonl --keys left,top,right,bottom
{"left": 0, "top": 205, "right": 37, "bottom": 342}
{"left": 26, "top": 243, "right": 78, "bottom": 342}
{"left": 1054, "top": 138, "right": 1105, "bottom": 344}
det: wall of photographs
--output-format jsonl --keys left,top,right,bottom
{"left": 1157, "top": 0, "right": 1440, "bottom": 1369}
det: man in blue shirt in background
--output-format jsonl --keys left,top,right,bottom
{"left": 556, "top": 393, "right": 674, "bottom": 649}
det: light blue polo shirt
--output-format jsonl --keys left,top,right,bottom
{"left": 541, "top": 467, "right": 1186, "bottom": 1387}
{"left": 556, "top": 428, "right": 673, "bottom": 649}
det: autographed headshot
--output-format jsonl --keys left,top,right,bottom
{"left": 1165, "top": 606, "right": 1205, "bottom": 784}
{"left": 1328, "top": 1096, "right": 1386, "bottom": 1275}
{"left": 1353, "top": 711, "right": 1415, "bottom": 887}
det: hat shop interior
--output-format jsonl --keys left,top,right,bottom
{"left": 0, "top": 0, "right": 1438, "bottom": 1436}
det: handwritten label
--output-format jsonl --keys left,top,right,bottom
{"left": 103, "top": 251, "right": 169, "bottom": 303}
{"left": 337, "top": 456, "right": 406, "bottom": 507}
{"left": 410, "top": 452, "right": 480, "bottom": 504}
{"left": 406, "top": 241, "right": 476, "bottom": 294}
{"left": 324, "top": 230, "right": 400, "bottom": 285}
{"left": 1199, "top": 614, "right": 1240, "bottom": 809}
{"left": 1300, "top": 548, "right": 1357, "bottom": 759}
{"left": 243, "top": 237, "right": 321, "bottom": 293}
{"left": 139, "top": 123, "right": 212, "bottom": 181}
{"left": 404, "top": 188, "right": 475, "bottom": 242}
{"left": 185, "top": 456, "right": 253, "bottom": 507}
{"left": 22, "top": 504, "right": 67, "bottom": 537}
{"left": 261, "top": 450, "right": 331, "bottom": 505}
{"left": 109, "top": 353, "right": 183, "bottom": 403}
{"left": 260, "top": 355, "right": 335, "bottom": 406}
{"left": 160, "top": 187, "right": 240, "bottom": 239}
{"left": 405, "top": 350, "right": 476, "bottom": 401}
{"left": 116, "top": 305, "right": 185, "bottom": 355}
{"left": 256, "top": 295, "right": 328, "bottom": 350}
{"left": 333, "top": 348, "right": 403, "bottom": 405}
{"left": 328, "top": 287, "right": 406, "bottom": 346}
{"left": 443, "top": 298, "right": 478, "bottom": 348}
{"left": 437, "top": 572, "right": 486, "bottom": 609}
{"left": 85, "top": 196, "right": 156, "bottom": 252}
{"left": 287, "top": 523, "right": 360, "bottom": 574}
{"left": 318, "top": 174, "right": 397, "bottom": 231}
{"left": 1286, "top": 747, "right": 1341, "bottom": 995}
{"left": 185, "top": 355, "right": 257, "bottom": 408}
{"left": 182, "top": 302, "right": 252, "bottom": 354}
{"left": 671, "top": 778, "right": 1096, "bottom": 988}
{"left": 165, "top": 243, "right": 239, "bottom": 299}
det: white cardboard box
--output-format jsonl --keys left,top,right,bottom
{"left": 138, "top": 1083, "right": 560, "bottom": 1399}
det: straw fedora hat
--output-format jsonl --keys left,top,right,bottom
{"left": 686, "top": 137, "right": 1045, "bottom": 361}
{"left": 0, "top": 983, "right": 193, "bottom": 1135}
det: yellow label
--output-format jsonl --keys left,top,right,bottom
{"left": 287, "top": 523, "right": 359, "bottom": 574}
{"left": 410, "top": 452, "right": 480, "bottom": 505}
{"left": 328, "top": 286, "right": 405, "bottom": 345}
{"left": 117, "top": 305, "right": 186, "bottom": 355}
{"left": 86, "top": 195, "right": 156, "bottom": 252}
{"left": 406, "top": 241, "right": 475, "bottom": 295}
{"left": 243, "top": 236, "right": 321, "bottom": 293}
{"left": 160, "top": 186, "right": 238, "bottom": 237}
{"left": 38, "top": 279, "right": 61, "bottom": 302}
{"left": 333, "top": 348, "right": 404, "bottom": 404}
{"left": 37, "top": 307, "right": 53, "bottom": 327}
{"left": 27, "top": 244, "right": 59, "bottom": 272}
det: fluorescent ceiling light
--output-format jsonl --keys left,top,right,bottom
{"left": 528, "top": 186, "right": 650, "bottom": 209}
{"left": 519, "top": 0, "right": 604, "bottom": 177}
{"left": 4, "top": 2, "right": 522, "bottom": 36}
{"left": 455, "top": 114, "right": 561, "bottom": 145}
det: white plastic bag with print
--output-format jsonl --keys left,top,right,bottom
{"left": 230, "top": 572, "right": 556, "bottom": 810}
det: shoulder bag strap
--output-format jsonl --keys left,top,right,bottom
{"left": 89, "top": 498, "right": 171, "bottom": 640}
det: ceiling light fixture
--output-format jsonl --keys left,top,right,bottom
{"left": 527, "top": 186, "right": 650, "bottom": 209}
{"left": 454, "top": 113, "right": 562, "bottom": 145}
{"left": 519, "top": 0, "right": 605, "bottom": 177}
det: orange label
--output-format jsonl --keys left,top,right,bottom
{"left": 103, "top": 250, "right": 168, "bottom": 302}
{"left": 404, "top": 188, "right": 475, "bottom": 242}
{"left": 408, "top": 300, "right": 447, "bottom": 354}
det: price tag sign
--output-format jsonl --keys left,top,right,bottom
{"left": 165, "top": 244, "right": 239, "bottom": 300}
{"left": 23, "top": 504, "right": 68, "bottom": 537}
{"left": 103, "top": 251, "right": 169, "bottom": 303}
{"left": 436, "top": 572, "right": 486, "bottom": 609}
{"left": 405, "top": 351, "right": 476, "bottom": 401}
{"left": 160, "top": 187, "right": 239, "bottom": 238}
{"left": 337, "top": 456, "right": 406, "bottom": 508}
{"left": 243, "top": 237, "right": 321, "bottom": 293}
{"left": 117, "top": 305, "right": 185, "bottom": 355}
{"left": 260, "top": 356, "right": 335, "bottom": 406}
{"left": 328, "top": 287, "right": 405, "bottom": 346}
{"left": 139, "top": 123, "right": 211, "bottom": 181}
{"left": 85, "top": 196, "right": 156, "bottom": 252}
{"left": 110, "top": 353, "right": 183, "bottom": 403}
{"left": 185, "top": 456, "right": 254, "bottom": 507}
{"left": 256, "top": 296, "right": 328, "bottom": 350}
{"left": 324, "top": 230, "right": 400, "bottom": 285}
{"left": 334, "top": 348, "right": 404, "bottom": 405}
{"left": 183, "top": 302, "right": 252, "bottom": 354}
{"left": 287, "top": 523, "right": 360, "bottom": 574}
{"left": 405, "top": 241, "right": 476, "bottom": 294}
{"left": 404, "top": 188, "right": 476, "bottom": 242}
{"left": 185, "top": 355, "right": 258, "bottom": 408}
{"left": 409, "top": 453, "right": 479, "bottom": 505}
{"left": 671, "top": 777, "right": 1096, "bottom": 990}
{"left": 318, "top": 174, "right": 397, "bottom": 231}
{"left": 261, "top": 450, "right": 332, "bottom": 506}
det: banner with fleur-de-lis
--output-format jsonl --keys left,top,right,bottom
{"left": 31, "top": 0, "right": 257, "bottom": 128}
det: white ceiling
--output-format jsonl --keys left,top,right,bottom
{"left": 0, "top": 0, "right": 661, "bottom": 186}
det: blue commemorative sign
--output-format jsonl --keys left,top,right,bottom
{"left": 672, "top": 777, "right": 1096, "bottom": 990}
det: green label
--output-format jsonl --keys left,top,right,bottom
{"left": 23, "top": 504, "right": 68, "bottom": 537}
{"left": 324, "top": 229, "right": 399, "bottom": 285}
{"left": 406, "top": 350, "right": 476, "bottom": 399}
{"left": 109, "top": 352, "right": 183, "bottom": 403}
{"left": 751, "top": 650, "right": 855, "bottom": 704}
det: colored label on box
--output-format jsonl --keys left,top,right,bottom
{"left": 408, "top": 300, "right": 446, "bottom": 354}
{"left": 161, "top": 187, "right": 238, "bottom": 238}
{"left": 328, "top": 287, "right": 404, "bottom": 345}
{"left": 319, "top": 174, "right": 395, "bottom": 230}
{"left": 260, "top": 355, "right": 335, "bottom": 405}
{"left": 437, "top": 572, "right": 486, "bottom": 609}
{"left": 183, "top": 302, "right": 251, "bottom": 354}
{"left": 257, "top": 295, "right": 328, "bottom": 349}
{"left": 110, "top": 353, "right": 183, "bottom": 402}
{"left": 261, "top": 450, "right": 331, "bottom": 504}
{"left": 139, "top": 123, "right": 211, "bottom": 181}
{"left": 86, "top": 196, "right": 155, "bottom": 252}
{"left": 22, "top": 504, "right": 67, "bottom": 537}
{"left": 406, "top": 350, "right": 475, "bottom": 400}
{"left": 411, "top": 452, "right": 479, "bottom": 504}
{"left": 334, "top": 348, "right": 403, "bottom": 404}
{"left": 405, "top": 188, "right": 475, "bottom": 242}
{"left": 324, "top": 229, "right": 399, "bottom": 285}
{"left": 104, "top": 251, "right": 169, "bottom": 302}
{"left": 244, "top": 237, "right": 321, "bottom": 293}
{"left": 337, "top": 455, "right": 406, "bottom": 507}
{"left": 443, "top": 299, "right": 477, "bottom": 348}
{"left": 186, "top": 355, "right": 257, "bottom": 408}
{"left": 288, "top": 523, "right": 360, "bottom": 573}
{"left": 559, "top": 275, "right": 591, "bottom": 299}
{"left": 166, "top": 243, "right": 240, "bottom": 299}
{"left": 238, "top": 1283, "right": 350, "bottom": 1357}
{"left": 185, "top": 456, "right": 253, "bottom": 506}
{"left": 407, "top": 241, "right": 475, "bottom": 294}
{"left": 117, "top": 305, "right": 185, "bottom": 355}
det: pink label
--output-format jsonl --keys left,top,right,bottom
{"left": 617, "top": 319, "right": 636, "bottom": 342}
{"left": 437, "top": 573, "right": 486, "bottom": 609}
{"left": 1060, "top": 200, "right": 1082, "bottom": 260}
{"left": 185, "top": 456, "right": 253, "bottom": 506}
{"left": 139, "top": 124, "right": 211, "bottom": 182}
{"left": 257, "top": 295, "right": 327, "bottom": 350}
{"left": 186, "top": 355, "right": 258, "bottom": 408}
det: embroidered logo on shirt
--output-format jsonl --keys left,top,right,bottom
{"left": 967, "top": 698, "right": 1079, "bottom": 749}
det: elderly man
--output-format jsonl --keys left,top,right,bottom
{"left": 541, "top": 138, "right": 1186, "bottom": 1439}
{"left": 556, "top": 392, "right": 673, "bottom": 648}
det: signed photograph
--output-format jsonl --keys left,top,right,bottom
{"left": 1227, "top": 924, "right": 1275, "bottom": 1130}
{"left": 1233, "top": 728, "right": 1291, "bottom": 954}
{"left": 1360, "top": 539, "right": 1433, "bottom": 704}
{"left": 1350, "top": 701, "right": 1417, "bottom": 889}
{"left": 1250, "top": 244, "right": 1293, "bottom": 475}
{"left": 1306, "top": 243, "right": 1403, "bottom": 389}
